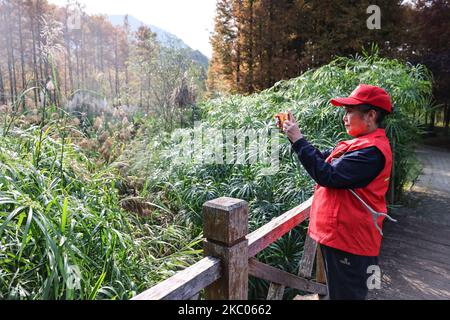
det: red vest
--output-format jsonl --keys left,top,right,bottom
{"left": 307, "top": 128, "right": 392, "bottom": 256}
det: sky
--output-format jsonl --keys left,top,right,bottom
{"left": 47, "top": 0, "right": 217, "bottom": 58}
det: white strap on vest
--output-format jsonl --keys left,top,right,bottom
{"left": 349, "top": 189, "right": 397, "bottom": 236}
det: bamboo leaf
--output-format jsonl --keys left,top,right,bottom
{"left": 88, "top": 272, "right": 106, "bottom": 300}
{"left": 61, "top": 197, "right": 68, "bottom": 234}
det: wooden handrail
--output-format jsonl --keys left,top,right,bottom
{"left": 131, "top": 196, "right": 325, "bottom": 300}
{"left": 248, "top": 258, "right": 327, "bottom": 296}
{"left": 247, "top": 197, "right": 313, "bottom": 257}
{"left": 131, "top": 256, "right": 222, "bottom": 300}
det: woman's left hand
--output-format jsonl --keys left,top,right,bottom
{"left": 283, "top": 110, "right": 303, "bottom": 143}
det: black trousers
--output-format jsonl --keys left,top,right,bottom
{"left": 319, "top": 244, "right": 378, "bottom": 300}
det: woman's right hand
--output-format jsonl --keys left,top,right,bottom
{"left": 283, "top": 110, "right": 303, "bottom": 143}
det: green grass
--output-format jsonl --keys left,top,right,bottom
{"left": 0, "top": 121, "right": 201, "bottom": 299}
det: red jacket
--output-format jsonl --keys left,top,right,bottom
{"left": 308, "top": 128, "right": 393, "bottom": 256}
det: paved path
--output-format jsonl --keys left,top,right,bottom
{"left": 415, "top": 145, "right": 450, "bottom": 195}
{"left": 368, "top": 145, "right": 450, "bottom": 300}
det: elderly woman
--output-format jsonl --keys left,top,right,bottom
{"left": 283, "top": 84, "right": 394, "bottom": 300}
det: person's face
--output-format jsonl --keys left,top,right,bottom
{"left": 342, "top": 106, "right": 374, "bottom": 137}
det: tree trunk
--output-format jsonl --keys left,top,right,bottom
{"left": 235, "top": 28, "right": 241, "bottom": 89}
{"left": 247, "top": 0, "right": 254, "bottom": 93}
{"left": 123, "top": 16, "right": 130, "bottom": 106}
{"left": 64, "top": 7, "right": 74, "bottom": 95}
{"left": 444, "top": 103, "right": 450, "bottom": 135}
{"left": 18, "top": 3, "right": 27, "bottom": 110}
{"left": 18, "top": 3, "right": 26, "bottom": 91}
{"left": 82, "top": 34, "right": 87, "bottom": 87}
{"left": 428, "top": 109, "right": 436, "bottom": 130}
{"left": 267, "top": 0, "right": 274, "bottom": 86}
{"left": 114, "top": 33, "right": 120, "bottom": 100}
{"left": 125, "top": 65, "right": 129, "bottom": 106}
{"left": 257, "top": 16, "right": 263, "bottom": 90}
{"left": 147, "top": 75, "right": 152, "bottom": 114}
{"left": 36, "top": 0, "right": 45, "bottom": 82}
{"left": 52, "top": 59, "right": 62, "bottom": 107}
{"left": 29, "top": 5, "right": 40, "bottom": 107}
{"left": 75, "top": 40, "right": 81, "bottom": 88}
{"left": 4, "top": 4, "right": 17, "bottom": 105}
{"left": 99, "top": 29, "right": 104, "bottom": 72}
{"left": 108, "top": 69, "right": 114, "bottom": 103}
{"left": 63, "top": 54, "right": 67, "bottom": 97}
{"left": 0, "top": 65, "right": 6, "bottom": 105}
{"left": 80, "top": 28, "right": 86, "bottom": 87}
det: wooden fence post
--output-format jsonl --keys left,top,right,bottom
{"left": 315, "top": 245, "right": 327, "bottom": 285}
{"left": 203, "top": 197, "right": 248, "bottom": 300}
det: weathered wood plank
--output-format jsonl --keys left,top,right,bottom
{"left": 247, "top": 197, "right": 313, "bottom": 257}
{"left": 249, "top": 258, "right": 327, "bottom": 296}
{"left": 204, "top": 239, "right": 248, "bottom": 300}
{"left": 293, "top": 294, "right": 320, "bottom": 300}
{"left": 315, "top": 246, "right": 327, "bottom": 285}
{"left": 298, "top": 235, "right": 318, "bottom": 279}
{"left": 267, "top": 283, "right": 285, "bottom": 300}
{"left": 189, "top": 293, "right": 200, "bottom": 300}
{"left": 131, "top": 256, "right": 222, "bottom": 300}
{"left": 203, "top": 197, "right": 248, "bottom": 245}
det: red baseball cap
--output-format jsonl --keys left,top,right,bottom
{"left": 330, "top": 84, "right": 392, "bottom": 113}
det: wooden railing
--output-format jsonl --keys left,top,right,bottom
{"left": 132, "top": 196, "right": 327, "bottom": 300}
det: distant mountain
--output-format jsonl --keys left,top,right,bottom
{"left": 108, "top": 15, "right": 209, "bottom": 69}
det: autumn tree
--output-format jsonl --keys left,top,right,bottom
{"left": 208, "top": 0, "right": 408, "bottom": 95}
{"left": 130, "top": 25, "right": 158, "bottom": 111}
{"left": 122, "top": 15, "right": 131, "bottom": 106}
{"left": 207, "top": 0, "right": 236, "bottom": 94}
{"left": 207, "top": 0, "right": 317, "bottom": 94}
{"left": 409, "top": 0, "right": 450, "bottom": 130}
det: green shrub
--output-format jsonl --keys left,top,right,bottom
{"left": 0, "top": 124, "right": 201, "bottom": 299}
